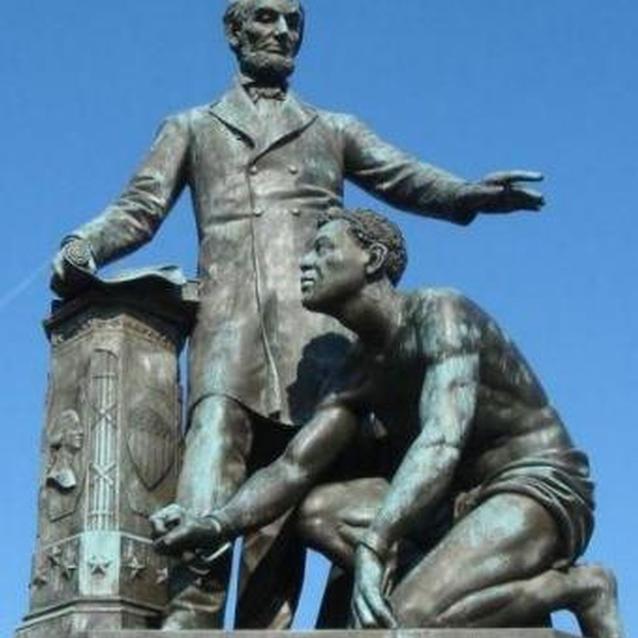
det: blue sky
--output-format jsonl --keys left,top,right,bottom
{"left": 2, "top": 1, "right": 636, "bottom": 635}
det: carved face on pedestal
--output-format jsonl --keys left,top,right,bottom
{"left": 300, "top": 220, "right": 370, "bottom": 314}
{"left": 225, "top": 0, "right": 304, "bottom": 83}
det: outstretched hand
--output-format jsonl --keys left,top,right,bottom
{"left": 351, "top": 545, "right": 398, "bottom": 629}
{"left": 459, "top": 170, "right": 545, "bottom": 214}
{"left": 150, "top": 503, "right": 225, "bottom": 556}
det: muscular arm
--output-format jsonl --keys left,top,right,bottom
{"left": 363, "top": 351, "right": 479, "bottom": 555}
{"left": 68, "top": 114, "right": 190, "bottom": 266}
{"left": 214, "top": 404, "right": 359, "bottom": 537}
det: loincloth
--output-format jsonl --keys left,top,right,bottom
{"left": 454, "top": 448, "right": 595, "bottom": 567}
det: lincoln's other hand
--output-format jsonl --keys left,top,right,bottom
{"left": 50, "top": 237, "right": 97, "bottom": 297}
{"left": 457, "top": 170, "right": 545, "bottom": 214}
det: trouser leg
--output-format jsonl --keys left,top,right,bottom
{"left": 316, "top": 566, "right": 354, "bottom": 629}
{"left": 234, "top": 419, "right": 307, "bottom": 629}
{"left": 235, "top": 511, "right": 306, "bottom": 629}
{"left": 162, "top": 395, "right": 252, "bottom": 630}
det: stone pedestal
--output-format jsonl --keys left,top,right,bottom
{"left": 85, "top": 630, "right": 577, "bottom": 637}
{"left": 16, "top": 278, "right": 198, "bottom": 638}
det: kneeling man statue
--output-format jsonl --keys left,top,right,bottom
{"left": 152, "top": 208, "right": 623, "bottom": 637}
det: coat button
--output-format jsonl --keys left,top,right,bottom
{"left": 253, "top": 208, "right": 264, "bottom": 217}
{"left": 288, "top": 165, "right": 299, "bottom": 175}
{"left": 249, "top": 165, "right": 259, "bottom": 176}
{"left": 290, "top": 208, "right": 301, "bottom": 216}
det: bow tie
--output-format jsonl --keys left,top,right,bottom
{"left": 245, "top": 84, "right": 287, "bottom": 102}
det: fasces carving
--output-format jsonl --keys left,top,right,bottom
{"left": 45, "top": 409, "right": 87, "bottom": 521}
{"left": 87, "top": 349, "right": 119, "bottom": 531}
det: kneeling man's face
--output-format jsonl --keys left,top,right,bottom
{"left": 300, "top": 220, "right": 368, "bottom": 313}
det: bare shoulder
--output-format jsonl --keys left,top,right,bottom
{"left": 410, "top": 287, "right": 479, "bottom": 324}
{"left": 409, "top": 288, "right": 486, "bottom": 359}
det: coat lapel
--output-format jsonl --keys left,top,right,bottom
{"left": 210, "top": 82, "right": 261, "bottom": 146}
{"left": 211, "top": 83, "right": 318, "bottom": 156}
{"left": 257, "top": 92, "right": 318, "bottom": 158}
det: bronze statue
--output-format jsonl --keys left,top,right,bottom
{"left": 152, "top": 209, "right": 623, "bottom": 637}
{"left": 52, "top": 0, "right": 545, "bottom": 629}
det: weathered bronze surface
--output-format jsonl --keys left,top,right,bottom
{"left": 48, "top": 0, "right": 543, "bottom": 628}
{"left": 47, "top": 0, "right": 546, "bottom": 630}
{"left": 151, "top": 210, "right": 623, "bottom": 637}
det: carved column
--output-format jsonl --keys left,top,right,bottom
{"left": 16, "top": 280, "right": 198, "bottom": 638}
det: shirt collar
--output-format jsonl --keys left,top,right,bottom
{"left": 238, "top": 73, "right": 288, "bottom": 102}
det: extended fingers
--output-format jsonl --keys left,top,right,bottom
{"left": 483, "top": 170, "right": 544, "bottom": 185}
{"left": 479, "top": 183, "right": 545, "bottom": 212}
{"left": 367, "top": 590, "right": 397, "bottom": 628}
{"left": 509, "top": 186, "right": 545, "bottom": 209}
{"left": 352, "top": 585, "right": 397, "bottom": 629}
{"left": 352, "top": 593, "right": 376, "bottom": 629}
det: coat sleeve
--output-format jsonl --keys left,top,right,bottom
{"left": 340, "top": 115, "right": 477, "bottom": 225}
{"left": 69, "top": 113, "right": 191, "bottom": 266}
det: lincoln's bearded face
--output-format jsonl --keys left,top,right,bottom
{"left": 225, "top": 0, "right": 304, "bottom": 83}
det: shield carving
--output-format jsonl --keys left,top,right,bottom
{"left": 127, "top": 404, "right": 177, "bottom": 491}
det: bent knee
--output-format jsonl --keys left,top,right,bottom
{"left": 296, "top": 487, "right": 338, "bottom": 543}
{"left": 393, "top": 596, "right": 446, "bottom": 628}
{"left": 297, "top": 479, "right": 387, "bottom": 532}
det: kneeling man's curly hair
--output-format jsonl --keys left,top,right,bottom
{"left": 318, "top": 207, "right": 408, "bottom": 286}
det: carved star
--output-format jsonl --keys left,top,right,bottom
{"left": 155, "top": 567, "right": 169, "bottom": 584}
{"left": 125, "top": 555, "right": 147, "bottom": 580}
{"left": 47, "top": 546, "right": 62, "bottom": 568}
{"left": 31, "top": 569, "right": 49, "bottom": 588}
{"left": 88, "top": 555, "right": 111, "bottom": 576}
{"left": 61, "top": 556, "right": 78, "bottom": 580}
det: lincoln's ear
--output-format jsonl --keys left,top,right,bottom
{"left": 366, "top": 243, "right": 388, "bottom": 278}
{"left": 225, "top": 21, "right": 241, "bottom": 51}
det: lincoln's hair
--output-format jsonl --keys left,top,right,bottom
{"left": 224, "top": 0, "right": 306, "bottom": 53}
{"left": 318, "top": 208, "right": 408, "bottom": 286}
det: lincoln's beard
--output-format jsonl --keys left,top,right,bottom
{"left": 238, "top": 48, "right": 296, "bottom": 84}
